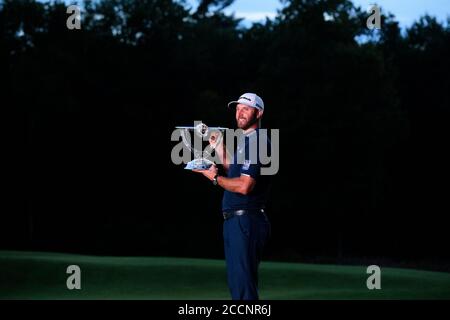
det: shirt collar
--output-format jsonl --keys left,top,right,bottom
{"left": 244, "top": 128, "right": 259, "bottom": 138}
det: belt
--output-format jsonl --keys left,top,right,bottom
{"left": 223, "top": 208, "right": 265, "bottom": 220}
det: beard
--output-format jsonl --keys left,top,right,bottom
{"left": 236, "top": 110, "right": 259, "bottom": 130}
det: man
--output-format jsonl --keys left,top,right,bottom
{"left": 194, "top": 93, "right": 272, "bottom": 300}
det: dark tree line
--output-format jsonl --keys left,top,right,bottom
{"left": 2, "top": 0, "right": 449, "bottom": 269}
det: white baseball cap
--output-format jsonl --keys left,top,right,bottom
{"left": 227, "top": 93, "right": 264, "bottom": 111}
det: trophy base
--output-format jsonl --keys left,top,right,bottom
{"left": 184, "top": 158, "right": 214, "bottom": 171}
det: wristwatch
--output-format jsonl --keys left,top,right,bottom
{"left": 212, "top": 174, "right": 219, "bottom": 186}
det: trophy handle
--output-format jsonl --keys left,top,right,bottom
{"left": 180, "top": 128, "right": 209, "bottom": 159}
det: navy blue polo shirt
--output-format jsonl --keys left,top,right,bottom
{"left": 222, "top": 128, "right": 272, "bottom": 211}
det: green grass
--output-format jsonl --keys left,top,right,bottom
{"left": 1, "top": 251, "right": 450, "bottom": 299}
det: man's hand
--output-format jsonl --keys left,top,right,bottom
{"left": 193, "top": 164, "right": 218, "bottom": 181}
{"left": 209, "top": 131, "right": 230, "bottom": 172}
{"left": 209, "top": 131, "right": 224, "bottom": 150}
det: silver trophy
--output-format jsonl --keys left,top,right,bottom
{"left": 176, "top": 121, "right": 228, "bottom": 170}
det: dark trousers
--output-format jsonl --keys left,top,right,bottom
{"left": 223, "top": 212, "right": 271, "bottom": 300}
